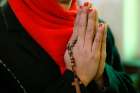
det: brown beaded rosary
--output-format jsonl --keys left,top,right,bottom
{"left": 67, "top": 39, "right": 82, "bottom": 93}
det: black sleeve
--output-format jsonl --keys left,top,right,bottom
{"left": 0, "top": 57, "right": 88, "bottom": 93}
{"left": 0, "top": 27, "right": 88, "bottom": 93}
{"left": 0, "top": 31, "right": 88, "bottom": 93}
{"left": 87, "top": 26, "right": 137, "bottom": 93}
{"left": 0, "top": 6, "right": 87, "bottom": 93}
{"left": 0, "top": 7, "right": 8, "bottom": 32}
{"left": 44, "top": 70, "right": 88, "bottom": 93}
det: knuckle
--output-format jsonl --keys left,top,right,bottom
{"left": 90, "top": 10, "right": 97, "bottom": 18}
{"left": 89, "top": 13, "right": 94, "bottom": 19}
{"left": 85, "top": 35, "right": 93, "bottom": 42}
{"left": 79, "top": 22, "right": 86, "bottom": 27}
{"left": 87, "top": 27, "right": 93, "bottom": 33}
{"left": 94, "top": 38, "right": 100, "bottom": 43}
{"left": 74, "top": 23, "right": 78, "bottom": 28}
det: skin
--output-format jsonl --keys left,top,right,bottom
{"left": 60, "top": 0, "right": 107, "bottom": 87}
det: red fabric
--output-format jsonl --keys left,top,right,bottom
{"left": 8, "top": 0, "right": 77, "bottom": 74}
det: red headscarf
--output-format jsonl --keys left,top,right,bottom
{"left": 8, "top": 0, "right": 77, "bottom": 74}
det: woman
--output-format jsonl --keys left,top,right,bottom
{"left": 0, "top": 0, "right": 137, "bottom": 93}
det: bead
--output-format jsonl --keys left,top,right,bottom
{"left": 70, "top": 56, "right": 74, "bottom": 60}
{"left": 70, "top": 62, "right": 75, "bottom": 66}
{"left": 68, "top": 50, "right": 72, "bottom": 54}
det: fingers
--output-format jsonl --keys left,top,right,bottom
{"left": 92, "top": 23, "right": 105, "bottom": 53}
{"left": 68, "top": 10, "right": 81, "bottom": 45}
{"left": 94, "top": 24, "right": 107, "bottom": 80}
{"left": 84, "top": 7, "right": 98, "bottom": 50}
{"left": 77, "top": 6, "right": 89, "bottom": 47}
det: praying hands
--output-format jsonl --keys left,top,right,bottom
{"left": 64, "top": 3, "right": 107, "bottom": 86}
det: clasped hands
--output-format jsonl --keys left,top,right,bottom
{"left": 64, "top": 3, "right": 107, "bottom": 86}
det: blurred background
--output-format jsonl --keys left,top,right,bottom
{"left": 0, "top": 0, "right": 140, "bottom": 92}
{"left": 92, "top": 0, "right": 140, "bottom": 92}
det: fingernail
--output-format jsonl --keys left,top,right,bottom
{"left": 87, "top": 8, "right": 93, "bottom": 13}
{"left": 79, "top": 5, "right": 83, "bottom": 9}
{"left": 84, "top": 2, "right": 89, "bottom": 7}
{"left": 99, "top": 23, "right": 105, "bottom": 32}
{"left": 99, "top": 23, "right": 103, "bottom": 27}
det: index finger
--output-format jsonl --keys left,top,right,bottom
{"left": 77, "top": 7, "right": 88, "bottom": 47}
{"left": 68, "top": 9, "right": 82, "bottom": 45}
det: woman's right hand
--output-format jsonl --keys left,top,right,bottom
{"left": 64, "top": 4, "right": 107, "bottom": 86}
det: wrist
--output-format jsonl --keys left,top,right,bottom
{"left": 78, "top": 76, "right": 91, "bottom": 87}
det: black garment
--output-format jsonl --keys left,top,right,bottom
{"left": 0, "top": 3, "right": 137, "bottom": 93}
